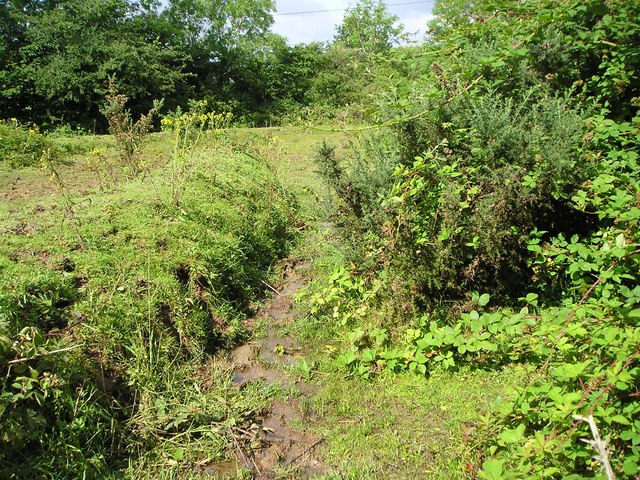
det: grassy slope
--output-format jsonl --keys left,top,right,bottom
{"left": 0, "top": 130, "right": 297, "bottom": 477}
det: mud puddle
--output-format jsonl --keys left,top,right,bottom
{"left": 227, "top": 258, "right": 326, "bottom": 478}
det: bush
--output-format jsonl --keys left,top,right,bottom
{"left": 305, "top": 0, "right": 640, "bottom": 477}
{"left": 387, "top": 91, "right": 591, "bottom": 301}
{"left": 0, "top": 119, "right": 57, "bottom": 168}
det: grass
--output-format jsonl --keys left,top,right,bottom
{"left": 301, "top": 365, "right": 525, "bottom": 479}
{"left": 0, "top": 128, "right": 304, "bottom": 478}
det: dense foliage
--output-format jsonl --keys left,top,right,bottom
{"left": 334, "top": 0, "right": 403, "bottom": 53}
{"left": 0, "top": 0, "right": 408, "bottom": 129}
{"left": 307, "top": 0, "right": 640, "bottom": 477}
{"left": 0, "top": 119, "right": 55, "bottom": 167}
{"left": 2, "top": 0, "right": 639, "bottom": 477}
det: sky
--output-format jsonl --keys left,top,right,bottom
{"left": 271, "top": 0, "right": 435, "bottom": 45}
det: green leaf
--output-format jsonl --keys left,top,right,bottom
{"left": 623, "top": 457, "right": 639, "bottom": 475}
{"left": 339, "top": 352, "right": 358, "bottom": 366}
{"left": 610, "top": 415, "right": 631, "bottom": 425}
{"left": 498, "top": 424, "right": 525, "bottom": 444}
{"left": 478, "top": 293, "right": 490, "bottom": 307}
{"left": 479, "top": 458, "right": 505, "bottom": 480}
{"left": 172, "top": 447, "right": 185, "bottom": 461}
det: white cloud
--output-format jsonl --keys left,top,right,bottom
{"left": 272, "top": 0, "right": 349, "bottom": 45}
{"left": 401, "top": 12, "right": 434, "bottom": 43}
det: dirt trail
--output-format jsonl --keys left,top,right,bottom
{"left": 228, "top": 258, "right": 327, "bottom": 479}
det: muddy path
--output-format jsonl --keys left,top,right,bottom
{"left": 227, "top": 258, "right": 327, "bottom": 479}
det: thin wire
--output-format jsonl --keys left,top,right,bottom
{"left": 274, "top": 1, "right": 432, "bottom": 16}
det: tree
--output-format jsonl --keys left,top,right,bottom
{"left": 0, "top": 0, "right": 279, "bottom": 129}
{"left": 0, "top": 0, "right": 189, "bottom": 129}
{"left": 158, "top": 0, "right": 276, "bottom": 117}
{"left": 334, "top": 0, "right": 403, "bottom": 53}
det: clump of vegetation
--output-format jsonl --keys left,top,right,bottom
{"left": 161, "top": 100, "right": 233, "bottom": 205}
{"left": 101, "top": 80, "right": 164, "bottom": 178}
{"left": 0, "top": 119, "right": 57, "bottom": 168}
{"left": 3, "top": 0, "right": 639, "bottom": 477}
{"left": 303, "top": 0, "right": 640, "bottom": 478}
{"left": 0, "top": 132, "right": 295, "bottom": 477}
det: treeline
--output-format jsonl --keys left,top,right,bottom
{"left": 0, "top": 0, "right": 408, "bottom": 130}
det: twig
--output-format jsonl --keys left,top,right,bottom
{"left": 8, "top": 344, "right": 84, "bottom": 364}
{"left": 289, "top": 437, "right": 325, "bottom": 466}
{"left": 230, "top": 425, "right": 255, "bottom": 437}
{"left": 227, "top": 426, "right": 252, "bottom": 471}
{"left": 572, "top": 415, "right": 615, "bottom": 480}
{"left": 261, "top": 279, "right": 282, "bottom": 296}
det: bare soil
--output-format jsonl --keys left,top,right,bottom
{"left": 226, "top": 258, "right": 328, "bottom": 479}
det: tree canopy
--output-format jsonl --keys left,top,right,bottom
{"left": 0, "top": 0, "right": 280, "bottom": 129}
{"left": 334, "top": 0, "right": 403, "bottom": 53}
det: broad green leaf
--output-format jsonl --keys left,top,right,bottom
{"left": 623, "top": 458, "right": 639, "bottom": 475}
{"left": 498, "top": 424, "right": 525, "bottom": 444}
{"left": 479, "top": 458, "right": 505, "bottom": 480}
{"left": 610, "top": 415, "right": 631, "bottom": 425}
{"left": 478, "top": 293, "right": 491, "bottom": 307}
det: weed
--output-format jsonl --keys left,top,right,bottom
{"left": 160, "top": 100, "right": 232, "bottom": 206}
{"left": 101, "top": 78, "right": 163, "bottom": 179}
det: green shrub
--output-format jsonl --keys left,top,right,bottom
{"left": 0, "top": 119, "right": 56, "bottom": 168}
{"left": 304, "top": 0, "right": 640, "bottom": 478}
{"left": 387, "top": 91, "right": 591, "bottom": 301}
{"left": 0, "top": 327, "right": 118, "bottom": 478}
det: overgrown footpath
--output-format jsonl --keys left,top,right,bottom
{"left": 2, "top": 0, "right": 640, "bottom": 478}
{"left": 0, "top": 113, "right": 520, "bottom": 478}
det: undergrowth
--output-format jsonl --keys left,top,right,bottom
{"left": 301, "top": 0, "right": 640, "bottom": 478}
{"left": 0, "top": 119, "right": 58, "bottom": 168}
